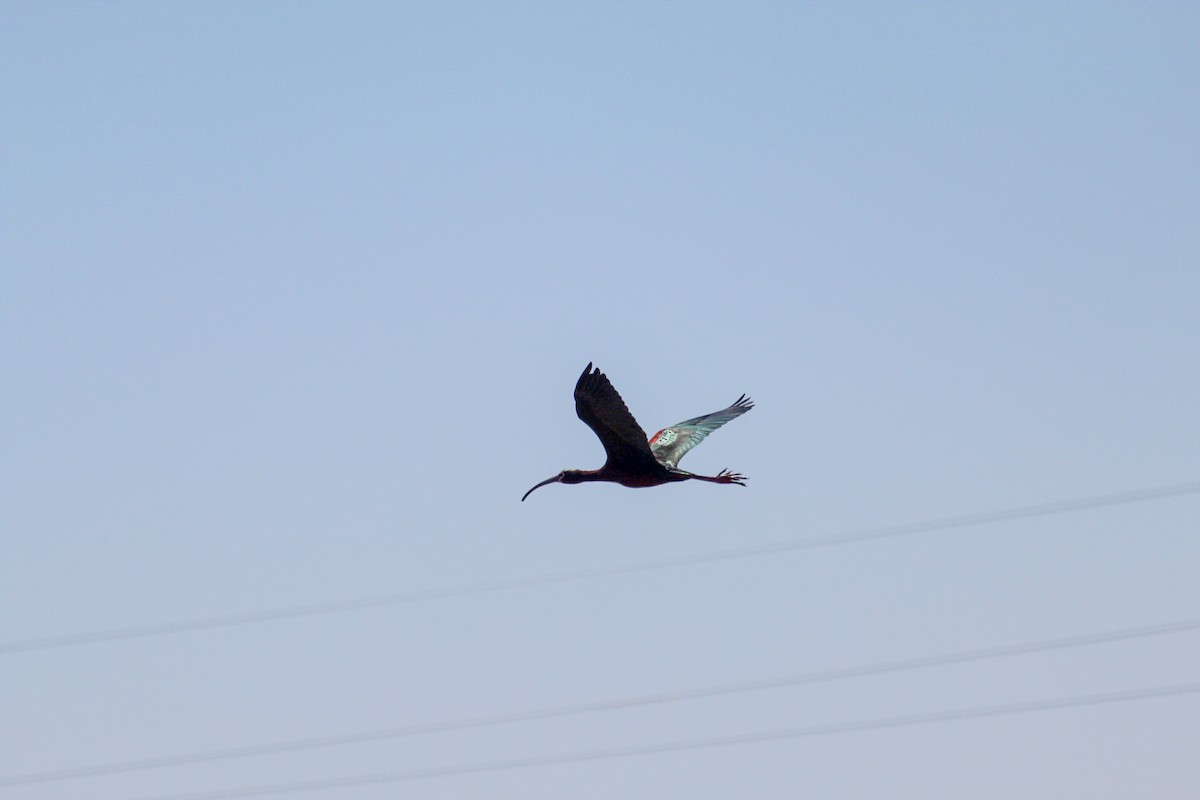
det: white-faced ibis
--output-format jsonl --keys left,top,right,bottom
{"left": 522, "top": 363, "right": 753, "bottom": 501}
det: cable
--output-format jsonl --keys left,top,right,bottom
{"left": 4, "top": 616, "right": 1196, "bottom": 788}
{"left": 3, "top": 480, "right": 1197, "bottom": 656}
{"left": 124, "top": 682, "right": 1200, "bottom": 800}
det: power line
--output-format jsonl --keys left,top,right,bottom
{"left": 3, "top": 480, "right": 1197, "bottom": 655}
{"left": 126, "top": 682, "right": 1200, "bottom": 800}
{"left": 4, "top": 616, "right": 1196, "bottom": 788}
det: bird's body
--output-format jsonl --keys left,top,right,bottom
{"left": 522, "top": 363, "right": 753, "bottom": 501}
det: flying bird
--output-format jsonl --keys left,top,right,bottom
{"left": 522, "top": 363, "right": 753, "bottom": 501}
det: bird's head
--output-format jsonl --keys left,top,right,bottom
{"left": 521, "top": 469, "right": 587, "bottom": 501}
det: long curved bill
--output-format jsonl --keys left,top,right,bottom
{"left": 521, "top": 475, "right": 560, "bottom": 502}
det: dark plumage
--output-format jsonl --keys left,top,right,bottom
{"left": 522, "top": 363, "right": 753, "bottom": 501}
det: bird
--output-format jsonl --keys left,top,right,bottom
{"left": 522, "top": 363, "right": 753, "bottom": 501}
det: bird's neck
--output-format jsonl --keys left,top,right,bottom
{"left": 563, "top": 469, "right": 605, "bottom": 484}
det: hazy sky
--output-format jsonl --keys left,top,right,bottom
{"left": 2, "top": 2, "right": 1198, "bottom": 798}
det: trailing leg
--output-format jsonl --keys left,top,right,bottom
{"left": 687, "top": 468, "right": 747, "bottom": 486}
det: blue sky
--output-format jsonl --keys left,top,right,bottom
{"left": 2, "top": 2, "right": 1198, "bottom": 798}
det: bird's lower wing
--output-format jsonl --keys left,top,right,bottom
{"left": 649, "top": 394, "right": 753, "bottom": 468}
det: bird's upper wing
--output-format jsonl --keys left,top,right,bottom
{"left": 648, "top": 395, "right": 753, "bottom": 468}
{"left": 574, "top": 363, "right": 658, "bottom": 469}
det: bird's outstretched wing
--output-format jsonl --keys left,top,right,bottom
{"left": 649, "top": 394, "right": 753, "bottom": 468}
{"left": 574, "top": 363, "right": 658, "bottom": 469}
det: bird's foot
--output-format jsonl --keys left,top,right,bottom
{"left": 716, "top": 468, "right": 747, "bottom": 486}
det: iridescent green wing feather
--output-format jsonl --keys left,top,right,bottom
{"left": 648, "top": 395, "right": 753, "bottom": 468}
